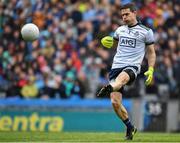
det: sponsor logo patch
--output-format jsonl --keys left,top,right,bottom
{"left": 120, "top": 36, "right": 136, "bottom": 48}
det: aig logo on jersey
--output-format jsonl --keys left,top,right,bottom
{"left": 120, "top": 37, "right": 136, "bottom": 48}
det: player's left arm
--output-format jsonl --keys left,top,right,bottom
{"left": 146, "top": 44, "right": 156, "bottom": 68}
{"left": 144, "top": 44, "right": 156, "bottom": 85}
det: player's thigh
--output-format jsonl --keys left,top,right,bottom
{"left": 110, "top": 92, "right": 122, "bottom": 104}
{"left": 114, "top": 71, "right": 130, "bottom": 85}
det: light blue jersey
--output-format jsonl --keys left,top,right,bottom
{"left": 112, "top": 23, "right": 155, "bottom": 74}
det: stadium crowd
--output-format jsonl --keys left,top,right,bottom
{"left": 0, "top": 0, "right": 179, "bottom": 99}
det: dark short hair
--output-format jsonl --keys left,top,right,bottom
{"left": 120, "top": 3, "right": 137, "bottom": 12}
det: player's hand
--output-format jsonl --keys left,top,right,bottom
{"left": 144, "top": 67, "right": 154, "bottom": 86}
{"left": 101, "top": 36, "right": 113, "bottom": 48}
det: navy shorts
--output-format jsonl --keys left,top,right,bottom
{"left": 108, "top": 66, "right": 138, "bottom": 92}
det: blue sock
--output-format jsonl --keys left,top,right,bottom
{"left": 123, "top": 118, "right": 133, "bottom": 129}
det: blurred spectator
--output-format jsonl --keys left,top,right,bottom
{"left": 21, "top": 75, "right": 38, "bottom": 98}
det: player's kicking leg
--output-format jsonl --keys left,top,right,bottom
{"left": 97, "top": 71, "right": 129, "bottom": 97}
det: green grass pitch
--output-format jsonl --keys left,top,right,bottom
{"left": 0, "top": 131, "right": 180, "bottom": 142}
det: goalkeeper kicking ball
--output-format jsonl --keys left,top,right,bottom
{"left": 21, "top": 23, "right": 39, "bottom": 41}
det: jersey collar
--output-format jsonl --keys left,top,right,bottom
{"left": 128, "top": 22, "right": 139, "bottom": 28}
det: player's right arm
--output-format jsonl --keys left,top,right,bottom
{"left": 101, "top": 27, "right": 120, "bottom": 49}
{"left": 112, "top": 39, "right": 118, "bottom": 48}
{"left": 101, "top": 36, "right": 118, "bottom": 48}
{"left": 101, "top": 36, "right": 113, "bottom": 48}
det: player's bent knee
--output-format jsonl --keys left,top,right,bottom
{"left": 111, "top": 98, "right": 120, "bottom": 110}
{"left": 110, "top": 92, "right": 122, "bottom": 102}
{"left": 110, "top": 92, "right": 122, "bottom": 109}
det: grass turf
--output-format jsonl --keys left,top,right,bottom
{"left": 0, "top": 132, "right": 180, "bottom": 142}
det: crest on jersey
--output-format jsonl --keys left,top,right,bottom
{"left": 134, "top": 31, "right": 139, "bottom": 36}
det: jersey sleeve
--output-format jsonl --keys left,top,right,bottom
{"left": 145, "top": 29, "right": 155, "bottom": 45}
{"left": 113, "top": 28, "right": 119, "bottom": 41}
